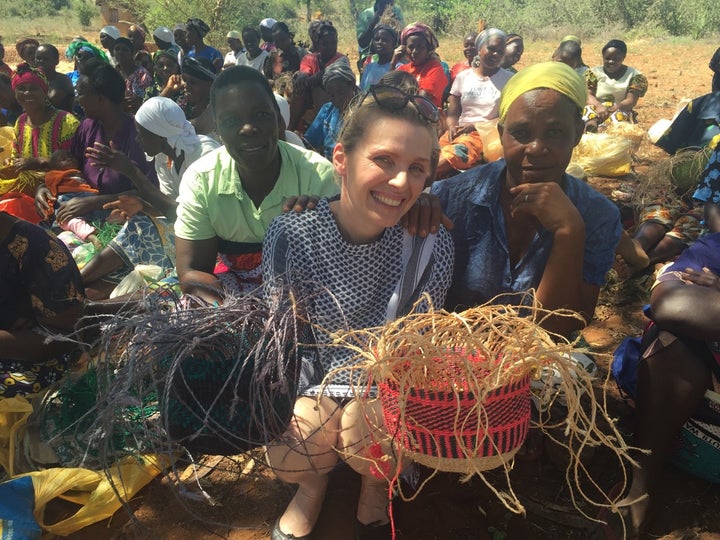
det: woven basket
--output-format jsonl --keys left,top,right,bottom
{"left": 378, "top": 352, "right": 531, "bottom": 473}
{"left": 159, "top": 328, "right": 302, "bottom": 455}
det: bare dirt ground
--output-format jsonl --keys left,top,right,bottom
{"left": 40, "top": 38, "right": 720, "bottom": 539}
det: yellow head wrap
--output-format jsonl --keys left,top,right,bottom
{"left": 498, "top": 61, "right": 587, "bottom": 123}
{"left": 561, "top": 34, "right": 581, "bottom": 45}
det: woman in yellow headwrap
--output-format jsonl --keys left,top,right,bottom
{"left": 431, "top": 61, "right": 621, "bottom": 337}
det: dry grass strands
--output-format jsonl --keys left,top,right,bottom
{"left": 323, "top": 293, "right": 644, "bottom": 519}
{"left": 632, "top": 146, "right": 712, "bottom": 209}
{"left": 605, "top": 122, "right": 646, "bottom": 152}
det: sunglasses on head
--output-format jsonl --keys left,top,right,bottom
{"left": 364, "top": 84, "right": 439, "bottom": 124}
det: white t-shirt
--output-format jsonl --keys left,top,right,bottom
{"left": 591, "top": 65, "right": 642, "bottom": 105}
{"left": 224, "top": 50, "right": 240, "bottom": 66}
{"left": 450, "top": 68, "right": 514, "bottom": 125}
{"left": 236, "top": 50, "right": 269, "bottom": 72}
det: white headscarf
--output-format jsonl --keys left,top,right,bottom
{"left": 153, "top": 26, "right": 177, "bottom": 46}
{"left": 135, "top": 97, "right": 200, "bottom": 156}
{"left": 100, "top": 25, "right": 121, "bottom": 40}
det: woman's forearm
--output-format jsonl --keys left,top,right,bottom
{"left": 617, "top": 92, "right": 640, "bottom": 112}
{"left": 0, "top": 329, "right": 77, "bottom": 363}
{"left": 179, "top": 270, "right": 224, "bottom": 305}
{"left": 358, "top": 14, "right": 380, "bottom": 49}
{"left": 535, "top": 227, "right": 589, "bottom": 337}
{"left": 125, "top": 164, "right": 177, "bottom": 218}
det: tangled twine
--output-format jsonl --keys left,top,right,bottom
{"left": 37, "top": 286, "right": 309, "bottom": 522}
{"left": 322, "top": 293, "right": 644, "bottom": 522}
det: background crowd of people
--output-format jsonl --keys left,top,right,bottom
{"left": 0, "top": 5, "right": 719, "bottom": 539}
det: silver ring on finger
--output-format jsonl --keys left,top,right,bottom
{"left": 524, "top": 194, "right": 529, "bottom": 203}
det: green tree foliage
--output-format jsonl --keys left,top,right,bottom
{"left": 397, "top": 0, "right": 720, "bottom": 39}
{"left": 0, "top": 0, "right": 53, "bottom": 18}
{"left": 2, "top": 0, "right": 719, "bottom": 44}
{"left": 120, "top": 0, "right": 348, "bottom": 48}
{"left": 76, "top": 0, "right": 95, "bottom": 27}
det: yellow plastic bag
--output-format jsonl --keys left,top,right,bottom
{"left": 23, "top": 454, "right": 168, "bottom": 536}
{"left": 110, "top": 264, "right": 165, "bottom": 298}
{"left": 475, "top": 119, "right": 504, "bottom": 162}
{"left": 569, "top": 132, "right": 633, "bottom": 177}
{"left": 0, "top": 396, "right": 33, "bottom": 477}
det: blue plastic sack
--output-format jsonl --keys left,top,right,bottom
{"left": 0, "top": 475, "right": 41, "bottom": 540}
{"left": 611, "top": 335, "right": 643, "bottom": 399}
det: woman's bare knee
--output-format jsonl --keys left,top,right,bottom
{"left": 267, "top": 396, "right": 343, "bottom": 482}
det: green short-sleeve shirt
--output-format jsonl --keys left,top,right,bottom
{"left": 175, "top": 141, "right": 338, "bottom": 243}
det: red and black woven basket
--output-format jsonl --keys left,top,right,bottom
{"left": 378, "top": 352, "right": 531, "bottom": 473}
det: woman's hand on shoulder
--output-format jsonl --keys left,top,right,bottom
{"left": 401, "top": 192, "right": 454, "bottom": 237}
{"left": 510, "top": 182, "right": 584, "bottom": 236}
{"left": 282, "top": 194, "right": 320, "bottom": 213}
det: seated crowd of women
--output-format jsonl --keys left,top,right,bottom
{"left": 0, "top": 17, "right": 700, "bottom": 540}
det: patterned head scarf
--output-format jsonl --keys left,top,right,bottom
{"left": 66, "top": 41, "right": 110, "bottom": 64}
{"left": 135, "top": 97, "right": 200, "bottom": 155}
{"left": 322, "top": 57, "right": 356, "bottom": 87}
{"left": 186, "top": 18, "right": 211, "bottom": 38}
{"left": 498, "top": 61, "right": 587, "bottom": 123}
{"left": 400, "top": 23, "right": 439, "bottom": 51}
{"left": 12, "top": 63, "right": 48, "bottom": 94}
{"left": 475, "top": 28, "right": 506, "bottom": 50}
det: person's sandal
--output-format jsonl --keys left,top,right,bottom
{"left": 270, "top": 518, "right": 311, "bottom": 540}
{"left": 354, "top": 518, "right": 391, "bottom": 540}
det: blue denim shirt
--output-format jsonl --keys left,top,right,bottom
{"left": 431, "top": 159, "right": 621, "bottom": 310}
